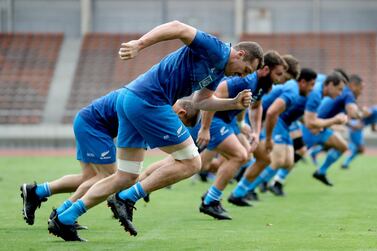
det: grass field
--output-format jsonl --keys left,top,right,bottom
{"left": 1, "top": 154, "right": 377, "bottom": 251}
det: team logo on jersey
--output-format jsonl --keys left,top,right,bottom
{"left": 198, "top": 74, "right": 214, "bottom": 89}
{"left": 177, "top": 125, "right": 187, "bottom": 138}
{"left": 163, "top": 135, "right": 170, "bottom": 140}
{"left": 274, "top": 134, "right": 283, "bottom": 143}
{"left": 220, "top": 126, "right": 229, "bottom": 136}
{"left": 86, "top": 153, "right": 95, "bottom": 157}
{"left": 100, "top": 150, "right": 111, "bottom": 160}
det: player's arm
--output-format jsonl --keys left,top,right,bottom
{"left": 265, "top": 98, "right": 286, "bottom": 152}
{"left": 119, "top": 21, "right": 196, "bottom": 60}
{"left": 304, "top": 111, "right": 347, "bottom": 132}
{"left": 196, "top": 80, "right": 229, "bottom": 148}
{"left": 192, "top": 86, "right": 251, "bottom": 111}
{"left": 249, "top": 101, "right": 263, "bottom": 136}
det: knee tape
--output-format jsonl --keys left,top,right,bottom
{"left": 171, "top": 144, "right": 199, "bottom": 160}
{"left": 117, "top": 159, "right": 143, "bottom": 174}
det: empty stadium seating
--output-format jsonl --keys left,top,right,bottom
{"left": 62, "top": 33, "right": 183, "bottom": 123}
{"left": 240, "top": 32, "right": 377, "bottom": 106}
{"left": 0, "top": 33, "right": 63, "bottom": 124}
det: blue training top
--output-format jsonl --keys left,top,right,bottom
{"left": 78, "top": 88, "right": 121, "bottom": 138}
{"left": 262, "top": 80, "right": 307, "bottom": 127}
{"left": 363, "top": 106, "right": 377, "bottom": 126}
{"left": 214, "top": 72, "right": 272, "bottom": 123}
{"left": 317, "top": 86, "right": 356, "bottom": 119}
{"left": 305, "top": 76, "right": 325, "bottom": 113}
{"left": 126, "top": 30, "right": 231, "bottom": 106}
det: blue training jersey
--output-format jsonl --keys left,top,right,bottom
{"left": 262, "top": 80, "right": 307, "bottom": 127}
{"left": 305, "top": 76, "right": 325, "bottom": 113}
{"left": 78, "top": 89, "right": 121, "bottom": 138}
{"left": 363, "top": 106, "right": 377, "bottom": 126}
{"left": 126, "top": 30, "right": 231, "bottom": 106}
{"left": 214, "top": 72, "right": 272, "bottom": 123}
{"left": 317, "top": 86, "right": 356, "bottom": 119}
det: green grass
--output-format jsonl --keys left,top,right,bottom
{"left": 1, "top": 154, "right": 377, "bottom": 250}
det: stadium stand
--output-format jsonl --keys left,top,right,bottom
{"left": 0, "top": 33, "right": 64, "bottom": 124}
{"left": 62, "top": 33, "right": 183, "bottom": 123}
{"left": 240, "top": 32, "right": 377, "bottom": 106}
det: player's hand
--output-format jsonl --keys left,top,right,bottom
{"left": 249, "top": 133, "right": 259, "bottom": 153}
{"left": 197, "top": 127, "right": 210, "bottom": 149}
{"left": 265, "top": 138, "right": 274, "bottom": 153}
{"left": 234, "top": 89, "right": 252, "bottom": 109}
{"left": 119, "top": 40, "right": 141, "bottom": 60}
{"left": 334, "top": 113, "right": 348, "bottom": 125}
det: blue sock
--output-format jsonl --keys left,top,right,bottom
{"left": 56, "top": 200, "right": 73, "bottom": 214}
{"left": 118, "top": 182, "right": 146, "bottom": 203}
{"left": 204, "top": 185, "right": 223, "bottom": 205}
{"left": 58, "top": 199, "right": 86, "bottom": 225}
{"left": 310, "top": 145, "right": 323, "bottom": 158}
{"left": 275, "top": 168, "right": 290, "bottom": 183}
{"left": 241, "top": 158, "right": 255, "bottom": 170}
{"left": 35, "top": 182, "right": 51, "bottom": 199}
{"left": 260, "top": 166, "right": 278, "bottom": 183}
{"left": 232, "top": 177, "right": 253, "bottom": 198}
{"left": 342, "top": 145, "right": 359, "bottom": 167}
{"left": 318, "top": 149, "right": 342, "bottom": 174}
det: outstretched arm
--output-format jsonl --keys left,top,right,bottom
{"left": 119, "top": 20, "right": 197, "bottom": 60}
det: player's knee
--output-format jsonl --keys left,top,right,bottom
{"left": 234, "top": 150, "right": 248, "bottom": 165}
{"left": 184, "top": 156, "right": 202, "bottom": 175}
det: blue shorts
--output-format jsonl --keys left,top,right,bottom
{"left": 260, "top": 118, "right": 292, "bottom": 145}
{"left": 349, "top": 128, "right": 364, "bottom": 147}
{"left": 116, "top": 89, "right": 190, "bottom": 149}
{"left": 189, "top": 117, "right": 239, "bottom": 151}
{"left": 301, "top": 124, "right": 334, "bottom": 148}
{"left": 74, "top": 114, "right": 116, "bottom": 164}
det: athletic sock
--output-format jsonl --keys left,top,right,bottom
{"left": 35, "top": 182, "right": 51, "bottom": 199}
{"left": 118, "top": 182, "right": 146, "bottom": 203}
{"left": 318, "top": 149, "right": 342, "bottom": 174}
{"left": 203, "top": 185, "right": 222, "bottom": 205}
{"left": 274, "top": 168, "right": 290, "bottom": 183}
{"left": 58, "top": 199, "right": 86, "bottom": 225}
{"left": 56, "top": 199, "right": 73, "bottom": 214}
{"left": 232, "top": 177, "right": 253, "bottom": 198}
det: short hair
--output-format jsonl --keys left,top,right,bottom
{"left": 324, "top": 72, "right": 344, "bottom": 86}
{"left": 233, "top": 41, "right": 264, "bottom": 69}
{"left": 263, "top": 50, "right": 287, "bottom": 71}
{"left": 177, "top": 99, "right": 200, "bottom": 127}
{"left": 282, "top": 54, "right": 300, "bottom": 80}
{"left": 349, "top": 74, "right": 363, "bottom": 85}
{"left": 298, "top": 68, "right": 317, "bottom": 82}
{"left": 333, "top": 68, "right": 350, "bottom": 84}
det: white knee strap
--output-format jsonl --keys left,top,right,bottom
{"left": 117, "top": 159, "right": 143, "bottom": 174}
{"left": 171, "top": 144, "right": 199, "bottom": 160}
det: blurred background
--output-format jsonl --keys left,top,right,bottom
{"left": 0, "top": 0, "right": 376, "bottom": 149}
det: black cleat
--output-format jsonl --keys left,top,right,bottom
{"left": 143, "top": 193, "right": 150, "bottom": 203}
{"left": 201, "top": 191, "right": 227, "bottom": 212}
{"left": 199, "top": 201, "right": 232, "bottom": 220}
{"left": 20, "top": 183, "right": 47, "bottom": 225}
{"left": 259, "top": 182, "right": 268, "bottom": 193}
{"left": 49, "top": 209, "right": 88, "bottom": 230}
{"left": 107, "top": 194, "right": 137, "bottom": 236}
{"left": 312, "top": 172, "right": 333, "bottom": 186}
{"left": 341, "top": 164, "right": 349, "bottom": 170}
{"left": 48, "top": 216, "right": 86, "bottom": 242}
{"left": 268, "top": 181, "right": 285, "bottom": 196}
{"left": 245, "top": 190, "right": 259, "bottom": 201}
{"left": 227, "top": 194, "right": 252, "bottom": 207}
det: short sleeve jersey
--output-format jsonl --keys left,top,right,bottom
{"left": 317, "top": 86, "right": 356, "bottom": 119}
{"left": 214, "top": 72, "right": 272, "bottom": 123}
{"left": 126, "top": 30, "right": 231, "bottom": 105}
{"left": 78, "top": 89, "right": 121, "bottom": 138}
